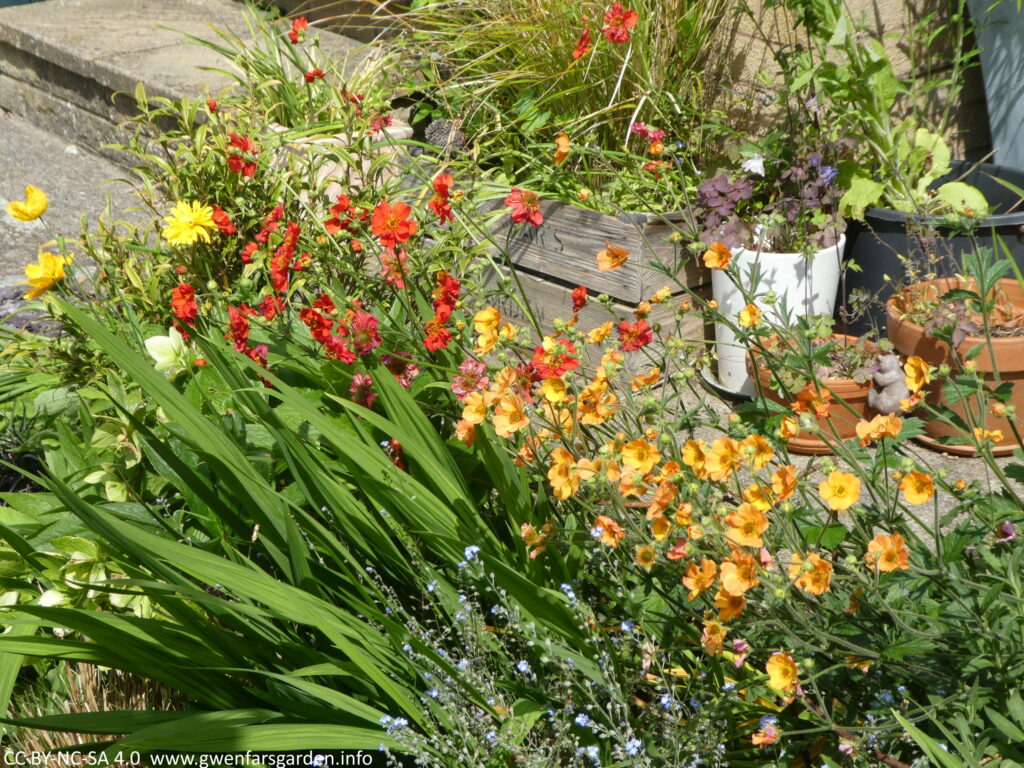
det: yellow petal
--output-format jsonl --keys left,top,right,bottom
{"left": 7, "top": 185, "right": 48, "bottom": 221}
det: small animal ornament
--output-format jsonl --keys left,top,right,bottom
{"left": 867, "top": 354, "right": 910, "bottom": 414}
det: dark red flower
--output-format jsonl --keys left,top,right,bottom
{"left": 247, "top": 343, "right": 268, "bottom": 367}
{"left": 432, "top": 270, "right": 461, "bottom": 312}
{"left": 428, "top": 173, "right": 455, "bottom": 224}
{"left": 572, "top": 285, "right": 588, "bottom": 313}
{"left": 424, "top": 308, "right": 453, "bottom": 352}
{"left": 211, "top": 204, "right": 235, "bottom": 236}
{"left": 347, "top": 310, "right": 382, "bottom": 356}
{"left": 324, "top": 335, "right": 356, "bottom": 364}
{"left": 371, "top": 200, "right": 417, "bottom": 248}
{"left": 530, "top": 339, "right": 580, "bottom": 379}
{"left": 304, "top": 68, "right": 325, "bottom": 83}
{"left": 301, "top": 308, "right": 333, "bottom": 344}
{"left": 572, "top": 27, "right": 593, "bottom": 59}
{"left": 617, "top": 318, "right": 653, "bottom": 351}
{"left": 349, "top": 372, "right": 376, "bottom": 408}
{"left": 207, "top": 99, "right": 218, "bottom": 113}
{"left": 505, "top": 188, "right": 543, "bottom": 226}
{"left": 312, "top": 294, "right": 336, "bottom": 313}
{"left": 381, "top": 352, "right": 420, "bottom": 388}
{"left": 171, "top": 283, "right": 198, "bottom": 326}
{"left": 601, "top": 2, "right": 639, "bottom": 43}
{"left": 288, "top": 16, "right": 309, "bottom": 44}
{"left": 260, "top": 294, "right": 285, "bottom": 321}
{"left": 240, "top": 241, "right": 259, "bottom": 264}
{"left": 265, "top": 204, "right": 285, "bottom": 232}
{"left": 227, "top": 133, "right": 259, "bottom": 177}
{"left": 226, "top": 305, "right": 250, "bottom": 353}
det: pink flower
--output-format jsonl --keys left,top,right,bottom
{"left": 731, "top": 638, "right": 750, "bottom": 668}
{"left": 997, "top": 521, "right": 1018, "bottom": 543}
{"left": 630, "top": 122, "right": 648, "bottom": 137}
{"left": 347, "top": 310, "right": 382, "bottom": 356}
{"left": 452, "top": 359, "right": 489, "bottom": 400}
{"left": 505, "top": 188, "right": 543, "bottom": 227}
{"left": 350, "top": 372, "right": 376, "bottom": 408}
{"left": 381, "top": 352, "right": 420, "bottom": 388}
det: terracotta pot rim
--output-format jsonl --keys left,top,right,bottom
{"left": 887, "top": 277, "right": 1024, "bottom": 348}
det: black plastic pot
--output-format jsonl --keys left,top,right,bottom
{"left": 837, "top": 161, "right": 1024, "bottom": 335}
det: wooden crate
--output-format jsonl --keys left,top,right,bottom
{"left": 486, "top": 199, "right": 708, "bottom": 305}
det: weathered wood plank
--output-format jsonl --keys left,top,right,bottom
{"left": 485, "top": 199, "right": 708, "bottom": 304}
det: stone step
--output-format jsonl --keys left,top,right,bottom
{"left": 0, "top": 0, "right": 369, "bottom": 164}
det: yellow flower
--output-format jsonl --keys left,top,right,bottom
{"left": 621, "top": 438, "right": 660, "bottom": 475}
{"left": 596, "top": 241, "right": 630, "bottom": 272}
{"left": 714, "top": 586, "right": 745, "bottom": 621}
{"left": 682, "top": 558, "right": 717, "bottom": 601}
{"left": 461, "top": 391, "right": 489, "bottom": 425}
{"left": 788, "top": 553, "right": 833, "bottom": 595}
{"left": 553, "top": 132, "right": 570, "bottom": 165}
{"left": 818, "top": 470, "right": 861, "bottom": 512}
{"left": 865, "top": 531, "right": 910, "bottom": 572}
{"left": 724, "top": 503, "right": 770, "bottom": 548}
{"left": 741, "top": 434, "right": 772, "bottom": 470}
{"left": 23, "top": 251, "right": 72, "bottom": 299}
{"left": 635, "top": 544, "right": 657, "bottom": 570}
{"left": 650, "top": 285, "right": 672, "bottom": 303}
{"left": 779, "top": 416, "right": 799, "bottom": 440}
{"left": 702, "top": 241, "right": 731, "bottom": 270}
{"left": 705, "top": 436, "right": 743, "bottom": 482}
{"left": 587, "top": 321, "right": 614, "bottom": 344}
{"left": 577, "top": 187, "right": 591, "bottom": 201}
{"left": 7, "top": 184, "right": 48, "bottom": 221}
{"left": 904, "top": 355, "right": 932, "bottom": 394}
{"left": 719, "top": 549, "right": 759, "bottom": 596}
{"left": 593, "top": 515, "right": 625, "bottom": 547}
{"left": 161, "top": 201, "right": 217, "bottom": 246}
{"left": 541, "top": 376, "right": 567, "bottom": 403}
{"left": 738, "top": 303, "right": 761, "bottom": 328}
{"left": 682, "top": 438, "right": 708, "bottom": 480}
{"left": 651, "top": 517, "right": 673, "bottom": 541}
{"left": 899, "top": 470, "right": 934, "bottom": 505}
{"left": 473, "top": 306, "right": 501, "bottom": 334}
{"left": 630, "top": 367, "right": 661, "bottom": 391}
{"left": 765, "top": 652, "right": 798, "bottom": 694}
{"left": 547, "top": 446, "right": 580, "bottom": 500}
{"left": 974, "top": 427, "right": 1004, "bottom": 443}
{"left": 492, "top": 394, "right": 529, "bottom": 438}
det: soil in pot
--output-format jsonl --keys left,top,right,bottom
{"left": 888, "top": 277, "right": 1024, "bottom": 456}
{"left": 749, "top": 334, "right": 875, "bottom": 455}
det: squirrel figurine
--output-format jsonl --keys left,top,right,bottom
{"left": 867, "top": 354, "right": 910, "bottom": 415}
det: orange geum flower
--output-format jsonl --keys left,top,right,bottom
{"left": 714, "top": 586, "right": 746, "bottom": 621}
{"left": 492, "top": 393, "right": 529, "bottom": 438}
{"left": 899, "top": 470, "right": 934, "bottom": 505}
{"left": 703, "top": 241, "right": 732, "bottom": 270}
{"left": 819, "top": 470, "right": 861, "bottom": 512}
{"left": 587, "top": 321, "right": 614, "bottom": 344}
{"left": 779, "top": 416, "right": 799, "bottom": 440}
{"left": 666, "top": 537, "right": 689, "bottom": 560}
{"left": 788, "top": 552, "right": 833, "bottom": 595}
{"left": 621, "top": 438, "right": 661, "bottom": 475}
{"left": 974, "top": 427, "right": 1004, "bottom": 443}
{"left": 541, "top": 376, "right": 568, "bottom": 403}
{"left": 473, "top": 306, "right": 501, "bottom": 334}
{"left": 765, "top": 652, "right": 799, "bottom": 694}
{"left": 646, "top": 479, "right": 678, "bottom": 520}
{"left": 792, "top": 386, "right": 832, "bottom": 418}
{"left": 682, "top": 438, "right": 708, "bottom": 479}
{"left": 738, "top": 303, "right": 762, "bottom": 328}
{"left": 553, "top": 132, "right": 570, "bottom": 165}
{"left": 682, "top": 558, "right": 717, "bottom": 600}
{"left": 547, "top": 446, "right": 580, "bottom": 500}
{"left": 701, "top": 613, "right": 727, "bottom": 655}
{"left": 865, "top": 531, "right": 910, "bottom": 572}
{"left": 742, "top": 483, "right": 773, "bottom": 512}
{"left": 705, "top": 437, "right": 743, "bottom": 482}
{"left": 741, "top": 434, "right": 773, "bottom": 470}
{"left": 904, "top": 355, "right": 931, "bottom": 394}
{"left": 719, "top": 549, "right": 759, "bottom": 596}
{"left": 771, "top": 464, "right": 798, "bottom": 501}
{"left": 461, "top": 391, "right": 489, "bottom": 425}
{"left": 724, "top": 503, "right": 770, "bottom": 548}
{"left": 454, "top": 419, "right": 475, "bottom": 446}
{"left": 592, "top": 515, "right": 625, "bottom": 547}
{"left": 596, "top": 241, "right": 630, "bottom": 272}
{"left": 674, "top": 502, "right": 694, "bottom": 526}
{"left": 651, "top": 517, "right": 673, "bottom": 541}
{"left": 687, "top": 523, "right": 704, "bottom": 541}
{"left": 630, "top": 367, "right": 662, "bottom": 391}
{"left": 578, "top": 382, "right": 618, "bottom": 425}
{"left": 650, "top": 285, "right": 673, "bottom": 303}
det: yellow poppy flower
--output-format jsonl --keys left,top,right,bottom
{"left": 899, "top": 470, "right": 934, "bottom": 505}
{"left": 23, "top": 251, "right": 72, "bottom": 299}
{"left": 7, "top": 184, "right": 48, "bottom": 221}
{"left": 903, "top": 355, "right": 932, "bottom": 394}
{"left": 765, "top": 652, "right": 798, "bottom": 693}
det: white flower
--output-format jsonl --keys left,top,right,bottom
{"left": 741, "top": 153, "right": 765, "bottom": 177}
{"left": 145, "top": 327, "right": 188, "bottom": 377}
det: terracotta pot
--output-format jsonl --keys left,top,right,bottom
{"left": 749, "top": 334, "right": 874, "bottom": 455}
{"left": 887, "top": 277, "right": 1024, "bottom": 456}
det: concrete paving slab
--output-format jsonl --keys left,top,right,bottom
{"left": 0, "top": 108, "right": 143, "bottom": 290}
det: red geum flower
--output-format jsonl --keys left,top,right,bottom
{"left": 379, "top": 248, "right": 409, "bottom": 289}
{"left": 371, "top": 200, "right": 417, "bottom": 248}
{"left": 505, "top": 188, "right": 543, "bottom": 227}
{"left": 572, "top": 27, "right": 593, "bottom": 59}
{"left": 240, "top": 241, "right": 259, "bottom": 264}
{"left": 384, "top": 438, "right": 406, "bottom": 471}
{"left": 270, "top": 248, "right": 292, "bottom": 292}
{"left": 300, "top": 308, "right": 333, "bottom": 344}
{"left": 530, "top": 339, "right": 580, "bottom": 379}
{"left": 617, "top": 318, "right": 653, "bottom": 351}
{"left": 424, "top": 305, "right": 453, "bottom": 351}
{"left": 324, "top": 195, "right": 352, "bottom": 234}
{"left": 349, "top": 372, "right": 376, "bottom": 409}
{"left": 601, "top": 2, "right": 639, "bottom": 43}
{"left": 432, "top": 270, "right": 461, "bottom": 312}
{"left": 247, "top": 343, "right": 268, "bottom": 367}
{"left": 288, "top": 16, "right": 309, "bottom": 44}
{"left": 312, "top": 294, "right": 336, "bottom": 313}
{"left": 324, "top": 335, "right": 356, "bottom": 364}
{"left": 227, "top": 133, "right": 259, "bottom": 177}
{"left": 368, "top": 113, "right": 393, "bottom": 134}
{"left": 211, "top": 204, "right": 235, "bottom": 236}
{"left": 260, "top": 294, "right": 285, "bottom": 321}
{"left": 170, "top": 283, "right": 198, "bottom": 326}
{"left": 347, "top": 310, "right": 382, "bottom": 356}
{"left": 428, "top": 173, "right": 455, "bottom": 224}
{"left": 265, "top": 204, "right": 285, "bottom": 232}
{"left": 207, "top": 99, "right": 218, "bottom": 113}
{"left": 226, "top": 305, "right": 250, "bottom": 353}
{"left": 304, "top": 68, "right": 325, "bottom": 83}
{"left": 572, "top": 285, "right": 588, "bottom": 313}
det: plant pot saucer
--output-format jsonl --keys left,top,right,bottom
{"left": 700, "top": 368, "right": 753, "bottom": 401}
{"left": 913, "top": 433, "right": 1016, "bottom": 457}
